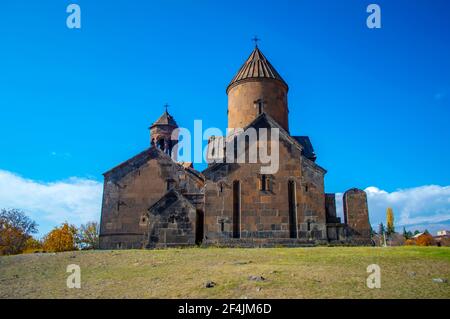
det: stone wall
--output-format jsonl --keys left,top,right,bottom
{"left": 343, "top": 188, "right": 371, "bottom": 243}
{"left": 228, "top": 79, "right": 289, "bottom": 131}
{"left": 147, "top": 190, "right": 198, "bottom": 248}
{"left": 202, "top": 132, "right": 328, "bottom": 245}
{"left": 325, "top": 193, "right": 340, "bottom": 223}
{"left": 326, "top": 224, "right": 346, "bottom": 241}
{"left": 99, "top": 148, "right": 204, "bottom": 249}
{"left": 299, "top": 157, "right": 327, "bottom": 240}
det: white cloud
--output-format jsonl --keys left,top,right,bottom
{"left": 336, "top": 185, "right": 450, "bottom": 230}
{"left": 0, "top": 169, "right": 102, "bottom": 236}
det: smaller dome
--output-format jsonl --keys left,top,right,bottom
{"left": 151, "top": 110, "right": 178, "bottom": 128}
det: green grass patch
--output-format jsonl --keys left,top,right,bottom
{"left": 0, "top": 247, "right": 449, "bottom": 299}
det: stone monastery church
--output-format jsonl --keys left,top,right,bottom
{"left": 99, "top": 45, "right": 371, "bottom": 249}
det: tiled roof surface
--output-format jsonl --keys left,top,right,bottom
{"left": 227, "top": 47, "right": 287, "bottom": 92}
{"left": 151, "top": 111, "right": 178, "bottom": 127}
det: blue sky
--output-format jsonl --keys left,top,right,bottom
{"left": 0, "top": 0, "right": 449, "bottom": 235}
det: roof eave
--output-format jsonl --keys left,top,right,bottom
{"left": 226, "top": 77, "right": 289, "bottom": 95}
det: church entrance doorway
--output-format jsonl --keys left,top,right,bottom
{"left": 195, "top": 210, "right": 204, "bottom": 245}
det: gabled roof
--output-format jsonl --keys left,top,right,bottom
{"left": 103, "top": 147, "right": 204, "bottom": 183}
{"left": 205, "top": 112, "right": 301, "bottom": 158}
{"left": 103, "top": 147, "right": 160, "bottom": 179}
{"left": 148, "top": 188, "right": 195, "bottom": 215}
{"left": 150, "top": 110, "right": 178, "bottom": 128}
{"left": 202, "top": 112, "right": 326, "bottom": 176}
{"left": 227, "top": 47, "right": 288, "bottom": 93}
{"left": 250, "top": 113, "right": 302, "bottom": 151}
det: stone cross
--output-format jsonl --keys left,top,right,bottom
{"left": 252, "top": 36, "right": 260, "bottom": 47}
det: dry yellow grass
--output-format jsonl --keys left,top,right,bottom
{"left": 0, "top": 246, "right": 449, "bottom": 299}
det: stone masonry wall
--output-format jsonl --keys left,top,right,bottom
{"left": 147, "top": 192, "right": 197, "bottom": 248}
{"left": 99, "top": 149, "right": 203, "bottom": 249}
{"left": 203, "top": 136, "right": 328, "bottom": 245}
{"left": 228, "top": 79, "right": 289, "bottom": 131}
{"left": 300, "top": 157, "right": 327, "bottom": 240}
{"left": 343, "top": 188, "right": 371, "bottom": 243}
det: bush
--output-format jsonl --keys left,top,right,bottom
{"left": 387, "top": 233, "right": 405, "bottom": 246}
{"left": 22, "top": 237, "right": 43, "bottom": 254}
{"left": 416, "top": 233, "right": 435, "bottom": 246}
{"left": 439, "top": 237, "right": 450, "bottom": 247}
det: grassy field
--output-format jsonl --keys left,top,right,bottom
{"left": 0, "top": 246, "right": 449, "bottom": 299}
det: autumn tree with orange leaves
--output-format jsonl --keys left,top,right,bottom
{"left": 43, "top": 222, "right": 78, "bottom": 252}
{"left": 0, "top": 209, "right": 38, "bottom": 255}
{"left": 386, "top": 207, "right": 395, "bottom": 235}
{"left": 415, "top": 232, "right": 435, "bottom": 246}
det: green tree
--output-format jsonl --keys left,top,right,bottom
{"left": 23, "top": 237, "right": 43, "bottom": 253}
{"left": 78, "top": 221, "right": 99, "bottom": 250}
{"left": 378, "top": 223, "right": 385, "bottom": 236}
{"left": 403, "top": 227, "right": 413, "bottom": 240}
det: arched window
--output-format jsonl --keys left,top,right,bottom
{"left": 254, "top": 98, "right": 265, "bottom": 115}
{"left": 157, "top": 138, "right": 165, "bottom": 151}
{"left": 166, "top": 179, "right": 175, "bottom": 191}
{"left": 259, "top": 175, "right": 273, "bottom": 192}
{"left": 167, "top": 139, "right": 173, "bottom": 155}
{"left": 261, "top": 175, "right": 267, "bottom": 191}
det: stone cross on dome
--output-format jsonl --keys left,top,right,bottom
{"left": 252, "top": 35, "right": 260, "bottom": 48}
